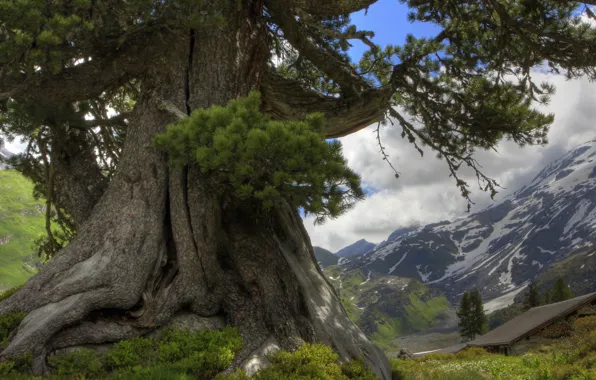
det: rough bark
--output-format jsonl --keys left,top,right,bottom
{"left": 51, "top": 128, "right": 108, "bottom": 229}
{"left": 0, "top": 2, "right": 391, "bottom": 378}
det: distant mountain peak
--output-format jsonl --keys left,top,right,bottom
{"left": 341, "top": 140, "right": 596, "bottom": 302}
{"left": 336, "top": 239, "right": 376, "bottom": 258}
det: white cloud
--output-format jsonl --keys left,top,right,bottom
{"left": 304, "top": 72, "right": 596, "bottom": 252}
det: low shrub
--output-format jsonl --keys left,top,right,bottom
{"left": 105, "top": 336, "right": 155, "bottom": 370}
{"left": 417, "top": 352, "right": 455, "bottom": 362}
{"left": 0, "top": 285, "right": 23, "bottom": 303}
{"left": 48, "top": 348, "right": 105, "bottom": 378}
{"left": 455, "top": 347, "right": 489, "bottom": 359}
{"left": 574, "top": 316, "right": 596, "bottom": 334}
{"left": 47, "top": 326, "right": 243, "bottom": 379}
{"left": 0, "top": 311, "right": 26, "bottom": 349}
{"left": 219, "top": 344, "right": 376, "bottom": 380}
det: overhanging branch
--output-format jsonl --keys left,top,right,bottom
{"left": 283, "top": 0, "right": 376, "bottom": 17}
{"left": 0, "top": 33, "right": 167, "bottom": 106}
{"left": 260, "top": 70, "right": 391, "bottom": 138}
{"left": 267, "top": 2, "right": 370, "bottom": 94}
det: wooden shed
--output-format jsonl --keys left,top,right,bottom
{"left": 467, "top": 292, "right": 596, "bottom": 355}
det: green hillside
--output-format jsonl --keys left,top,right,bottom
{"left": 0, "top": 170, "right": 45, "bottom": 290}
{"left": 323, "top": 266, "right": 454, "bottom": 350}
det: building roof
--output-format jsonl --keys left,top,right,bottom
{"left": 469, "top": 292, "right": 596, "bottom": 347}
{"left": 413, "top": 343, "right": 468, "bottom": 357}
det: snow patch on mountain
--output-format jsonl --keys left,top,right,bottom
{"left": 343, "top": 139, "right": 596, "bottom": 300}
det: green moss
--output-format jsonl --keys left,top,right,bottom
{"left": 0, "top": 311, "right": 26, "bottom": 349}
{"left": 218, "top": 343, "right": 376, "bottom": 380}
{"left": 48, "top": 348, "right": 105, "bottom": 378}
{"left": 0, "top": 284, "right": 23, "bottom": 302}
{"left": 45, "top": 326, "right": 243, "bottom": 379}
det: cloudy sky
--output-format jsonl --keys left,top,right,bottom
{"left": 304, "top": 73, "right": 596, "bottom": 252}
{"left": 303, "top": 1, "right": 596, "bottom": 251}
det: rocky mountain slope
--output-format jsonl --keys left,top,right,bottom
{"left": 314, "top": 246, "right": 338, "bottom": 267}
{"left": 344, "top": 139, "right": 596, "bottom": 301}
{"left": 322, "top": 265, "right": 455, "bottom": 350}
{"left": 533, "top": 244, "right": 596, "bottom": 296}
{"left": 336, "top": 239, "right": 376, "bottom": 258}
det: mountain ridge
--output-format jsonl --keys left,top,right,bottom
{"left": 342, "top": 139, "right": 596, "bottom": 301}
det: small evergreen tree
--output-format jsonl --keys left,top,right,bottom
{"left": 458, "top": 290, "right": 487, "bottom": 341}
{"left": 551, "top": 277, "right": 574, "bottom": 303}
{"left": 523, "top": 282, "right": 541, "bottom": 309}
{"left": 457, "top": 292, "right": 473, "bottom": 341}
{"left": 470, "top": 289, "right": 488, "bottom": 338}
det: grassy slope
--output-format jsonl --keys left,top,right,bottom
{"left": 323, "top": 265, "right": 452, "bottom": 350}
{"left": 0, "top": 170, "right": 44, "bottom": 290}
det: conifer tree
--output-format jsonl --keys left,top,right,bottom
{"left": 551, "top": 277, "right": 574, "bottom": 303}
{"left": 1, "top": 0, "right": 596, "bottom": 377}
{"left": 523, "top": 282, "right": 541, "bottom": 309}
{"left": 457, "top": 291, "right": 473, "bottom": 340}
{"left": 470, "top": 289, "right": 488, "bottom": 338}
{"left": 544, "top": 288, "right": 553, "bottom": 305}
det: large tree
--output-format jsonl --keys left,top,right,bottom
{"left": 1, "top": 0, "right": 596, "bottom": 377}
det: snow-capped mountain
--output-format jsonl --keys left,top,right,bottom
{"left": 344, "top": 139, "right": 596, "bottom": 301}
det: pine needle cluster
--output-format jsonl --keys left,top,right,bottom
{"left": 154, "top": 92, "right": 364, "bottom": 224}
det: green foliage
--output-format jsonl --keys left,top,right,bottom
{"left": 551, "top": 277, "right": 574, "bottom": 303}
{"left": 154, "top": 92, "right": 364, "bottom": 224}
{"left": 0, "top": 285, "right": 23, "bottom": 303}
{"left": 35, "top": 335, "right": 376, "bottom": 380}
{"left": 457, "top": 290, "right": 487, "bottom": 341}
{"left": 457, "top": 291, "right": 472, "bottom": 340}
{"left": 455, "top": 347, "right": 489, "bottom": 359}
{"left": 105, "top": 336, "right": 155, "bottom": 370}
{"left": 0, "top": 311, "right": 26, "bottom": 349}
{"left": 48, "top": 348, "right": 105, "bottom": 378}
{"left": 44, "top": 326, "right": 243, "bottom": 379}
{"left": 220, "top": 343, "right": 376, "bottom": 380}
{"left": 457, "top": 289, "right": 488, "bottom": 340}
{"left": 574, "top": 316, "right": 596, "bottom": 335}
{"left": 523, "top": 282, "right": 541, "bottom": 309}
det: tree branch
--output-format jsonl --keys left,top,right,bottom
{"left": 260, "top": 70, "right": 392, "bottom": 138}
{"left": 267, "top": 2, "right": 370, "bottom": 94}
{"left": 0, "top": 33, "right": 167, "bottom": 106}
{"left": 282, "top": 0, "right": 377, "bottom": 17}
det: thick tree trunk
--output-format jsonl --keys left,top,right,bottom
{"left": 51, "top": 127, "right": 108, "bottom": 228}
{"left": 0, "top": 2, "right": 391, "bottom": 378}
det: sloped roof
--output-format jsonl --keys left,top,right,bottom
{"left": 413, "top": 343, "right": 468, "bottom": 357}
{"left": 469, "top": 292, "right": 596, "bottom": 347}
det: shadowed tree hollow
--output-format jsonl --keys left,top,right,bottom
{"left": 1, "top": 0, "right": 596, "bottom": 378}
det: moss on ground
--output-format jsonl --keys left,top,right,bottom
{"left": 0, "top": 326, "right": 376, "bottom": 379}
